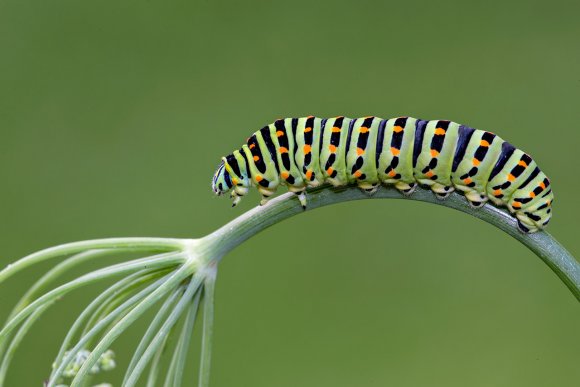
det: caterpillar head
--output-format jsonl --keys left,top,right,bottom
{"left": 211, "top": 160, "right": 232, "bottom": 197}
{"left": 212, "top": 152, "right": 250, "bottom": 207}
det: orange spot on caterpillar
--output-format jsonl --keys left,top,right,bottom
{"left": 305, "top": 170, "right": 313, "bottom": 180}
{"left": 303, "top": 144, "right": 312, "bottom": 154}
{"left": 276, "top": 130, "right": 284, "bottom": 137}
{"left": 493, "top": 189, "right": 502, "bottom": 196}
{"left": 480, "top": 140, "right": 490, "bottom": 147}
{"left": 331, "top": 127, "right": 341, "bottom": 133}
{"left": 472, "top": 158, "right": 480, "bottom": 166}
{"left": 307, "top": 115, "right": 314, "bottom": 119}
{"left": 255, "top": 175, "right": 263, "bottom": 182}
{"left": 391, "top": 147, "right": 400, "bottom": 156}
{"left": 539, "top": 181, "right": 546, "bottom": 189}
{"left": 328, "top": 144, "right": 337, "bottom": 152}
{"left": 359, "top": 126, "right": 369, "bottom": 133}
{"left": 281, "top": 171, "right": 289, "bottom": 179}
{"left": 304, "top": 127, "right": 312, "bottom": 132}
{"left": 356, "top": 147, "right": 365, "bottom": 156}
{"left": 529, "top": 192, "right": 536, "bottom": 198}
{"left": 463, "top": 177, "right": 473, "bottom": 184}
{"left": 430, "top": 149, "right": 440, "bottom": 157}
{"left": 425, "top": 171, "right": 434, "bottom": 178}
{"left": 388, "top": 170, "right": 397, "bottom": 178}
{"left": 393, "top": 125, "right": 403, "bottom": 133}
{"left": 232, "top": 178, "right": 238, "bottom": 185}
{"left": 253, "top": 155, "right": 260, "bottom": 162}
{"left": 507, "top": 174, "right": 515, "bottom": 182}
{"left": 518, "top": 160, "right": 528, "bottom": 167}
{"left": 434, "top": 128, "right": 446, "bottom": 135}
{"left": 279, "top": 147, "right": 288, "bottom": 153}
{"left": 249, "top": 143, "right": 256, "bottom": 149}
{"left": 326, "top": 167, "right": 334, "bottom": 175}
{"left": 353, "top": 170, "right": 362, "bottom": 178}
{"left": 512, "top": 202, "right": 521, "bottom": 209}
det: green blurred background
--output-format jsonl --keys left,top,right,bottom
{"left": 1, "top": 0, "right": 579, "bottom": 385}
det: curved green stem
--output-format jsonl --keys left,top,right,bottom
{"left": 123, "top": 283, "right": 185, "bottom": 385}
{"left": 0, "top": 184, "right": 577, "bottom": 387}
{"left": 49, "top": 273, "right": 175, "bottom": 385}
{"left": 0, "top": 252, "right": 185, "bottom": 345}
{"left": 0, "top": 237, "right": 185, "bottom": 284}
{"left": 124, "top": 274, "right": 203, "bottom": 387}
{"left": 204, "top": 185, "right": 580, "bottom": 301}
{"left": 69, "top": 263, "right": 195, "bottom": 387}
{"left": 146, "top": 332, "right": 170, "bottom": 387}
{"left": 164, "top": 290, "right": 202, "bottom": 387}
{"left": 0, "top": 304, "right": 51, "bottom": 385}
{"left": 50, "top": 269, "right": 167, "bottom": 381}
{"left": 7, "top": 250, "right": 114, "bottom": 321}
{"left": 198, "top": 267, "right": 217, "bottom": 387}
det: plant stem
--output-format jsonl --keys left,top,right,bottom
{"left": 69, "top": 263, "right": 195, "bottom": 387}
{"left": 204, "top": 185, "right": 580, "bottom": 301}
{"left": 124, "top": 274, "right": 202, "bottom": 387}
{"left": 1, "top": 184, "right": 577, "bottom": 387}
{"left": 146, "top": 333, "right": 169, "bottom": 387}
{"left": 198, "top": 265, "right": 217, "bottom": 387}
{"left": 165, "top": 290, "right": 202, "bottom": 387}
{"left": 0, "top": 237, "right": 185, "bottom": 284}
{"left": 7, "top": 250, "right": 114, "bottom": 320}
{"left": 1, "top": 252, "right": 184, "bottom": 345}
{"left": 49, "top": 273, "right": 174, "bottom": 385}
{"left": 0, "top": 304, "right": 51, "bottom": 385}
{"left": 123, "top": 283, "right": 185, "bottom": 385}
{"left": 50, "top": 269, "right": 166, "bottom": 381}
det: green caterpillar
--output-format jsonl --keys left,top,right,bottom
{"left": 212, "top": 116, "right": 553, "bottom": 233}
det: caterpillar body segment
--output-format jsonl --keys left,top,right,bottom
{"left": 319, "top": 116, "right": 350, "bottom": 187}
{"left": 414, "top": 120, "right": 460, "bottom": 197}
{"left": 376, "top": 117, "right": 418, "bottom": 194}
{"left": 211, "top": 116, "right": 554, "bottom": 233}
{"left": 345, "top": 117, "right": 381, "bottom": 190}
{"left": 293, "top": 116, "right": 325, "bottom": 188}
{"left": 270, "top": 119, "right": 305, "bottom": 193}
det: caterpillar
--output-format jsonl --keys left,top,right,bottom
{"left": 211, "top": 116, "right": 553, "bottom": 233}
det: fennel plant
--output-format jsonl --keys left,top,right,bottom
{"left": 0, "top": 185, "right": 578, "bottom": 386}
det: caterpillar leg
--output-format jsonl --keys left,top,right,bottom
{"left": 230, "top": 186, "right": 249, "bottom": 207}
{"left": 326, "top": 178, "right": 344, "bottom": 188}
{"left": 358, "top": 182, "right": 379, "bottom": 195}
{"left": 465, "top": 191, "right": 488, "bottom": 208}
{"left": 258, "top": 187, "right": 276, "bottom": 206}
{"left": 516, "top": 213, "right": 539, "bottom": 233}
{"left": 432, "top": 184, "right": 454, "bottom": 200}
{"left": 516, "top": 220, "right": 531, "bottom": 233}
{"left": 285, "top": 184, "right": 308, "bottom": 209}
{"left": 294, "top": 191, "right": 307, "bottom": 209}
{"left": 394, "top": 181, "right": 417, "bottom": 196}
{"left": 230, "top": 192, "right": 243, "bottom": 207}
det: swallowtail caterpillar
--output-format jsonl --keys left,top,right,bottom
{"left": 212, "top": 116, "right": 553, "bottom": 233}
